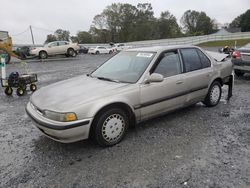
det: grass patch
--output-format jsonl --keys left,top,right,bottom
{"left": 198, "top": 38, "right": 250, "bottom": 47}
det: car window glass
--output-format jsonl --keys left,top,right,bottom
{"left": 49, "top": 42, "right": 57, "bottom": 47}
{"left": 181, "top": 48, "right": 202, "bottom": 72}
{"left": 197, "top": 49, "right": 211, "bottom": 68}
{"left": 153, "top": 51, "right": 181, "bottom": 77}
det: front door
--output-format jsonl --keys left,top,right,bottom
{"left": 139, "top": 50, "right": 188, "bottom": 121}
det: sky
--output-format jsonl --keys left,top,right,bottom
{"left": 1, "top": 0, "right": 249, "bottom": 44}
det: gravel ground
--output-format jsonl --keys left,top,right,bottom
{"left": 0, "top": 54, "right": 249, "bottom": 188}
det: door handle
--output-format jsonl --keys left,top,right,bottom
{"left": 176, "top": 80, "right": 183, "bottom": 84}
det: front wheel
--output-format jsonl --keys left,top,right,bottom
{"left": 92, "top": 108, "right": 129, "bottom": 147}
{"left": 4, "top": 87, "right": 13, "bottom": 96}
{"left": 203, "top": 81, "right": 222, "bottom": 107}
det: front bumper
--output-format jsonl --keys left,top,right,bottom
{"left": 26, "top": 102, "right": 93, "bottom": 143}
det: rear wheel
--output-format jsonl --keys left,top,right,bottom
{"left": 67, "top": 48, "right": 76, "bottom": 57}
{"left": 17, "top": 87, "right": 25, "bottom": 96}
{"left": 39, "top": 51, "right": 48, "bottom": 59}
{"left": 203, "top": 81, "right": 222, "bottom": 107}
{"left": 234, "top": 70, "right": 244, "bottom": 77}
{"left": 4, "top": 87, "right": 13, "bottom": 96}
{"left": 109, "top": 50, "right": 112, "bottom": 54}
{"left": 92, "top": 108, "right": 129, "bottom": 147}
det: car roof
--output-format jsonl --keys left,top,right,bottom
{"left": 126, "top": 45, "right": 196, "bottom": 53}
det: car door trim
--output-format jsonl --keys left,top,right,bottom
{"left": 134, "top": 84, "right": 208, "bottom": 110}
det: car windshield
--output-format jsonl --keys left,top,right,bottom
{"left": 91, "top": 51, "right": 156, "bottom": 83}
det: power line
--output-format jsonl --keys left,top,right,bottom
{"left": 12, "top": 27, "right": 30, "bottom": 36}
{"left": 31, "top": 26, "right": 54, "bottom": 33}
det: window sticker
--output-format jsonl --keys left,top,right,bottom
{"left": 136, "top": 53, "right": 153, "bottom": 58}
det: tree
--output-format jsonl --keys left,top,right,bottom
{"left": 240, "top": 9, "right": 250, "bottom": 32}
{"left": 76, "top": 31, "right": 93, "bottom": 43}
{"left": 45, "top": 34, "right": 57, "bottom": 43}
{"left": 54, "top": 29, "right": 70, "bottom": 41}
{"left": 181, "top": 10, "right": 215, "bottom": 35}
{"left": 229, "top": 15, "right": 242, "bottom": 28}
{"left": 157, "top": 11, "right": 181, "bottom": 39}
{"left": 229, "top": 9, "right": 250, "bottom": 31}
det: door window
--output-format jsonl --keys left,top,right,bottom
{"left": 153, "top": 51, "right": 181, "bottom": 77}
{"left": 180, "top": 48, "right": 202, "bottom": 72}
{"left": 197, "top": 49, "right": 211, "bottom": 68}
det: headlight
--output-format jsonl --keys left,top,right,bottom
{"left": 43, "top": 110, "right": 77, "bottom": 122}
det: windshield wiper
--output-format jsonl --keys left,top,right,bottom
{"left": 96, "top": 76, "right": 120, "bottom": 83}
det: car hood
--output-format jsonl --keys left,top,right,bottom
{"left": 31, "top": 75, "right": 129, "bottom": 112}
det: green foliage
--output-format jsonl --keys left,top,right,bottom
{"left": 240, "top": 9, "right": 250, "bottom": 32}
{"left": 54, "top": 29, "right": 70, "bottom": 41}
{"left": 229, "top": 9, "right": 250, "bottom": 32}
{"left": 89, "top": 3, "right": 183, "bottom": 43}
{"left": 181, "top": 10, "right": 216, "bottom": 35}
{"left": 45, "top": 34, "right": 57, "bottom": 43}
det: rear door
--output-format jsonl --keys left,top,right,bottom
{"left": 139, "top": 50, "right": 188, "bottom": 120}
{"left": 179, "top": 48, "right": 213, "bottom": 104}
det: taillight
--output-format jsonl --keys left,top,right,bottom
{"left": 232, "top": 51, "right": 241, "bottom": 59}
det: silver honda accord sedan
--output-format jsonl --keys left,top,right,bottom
{"left": 26, "top": 46, "right": 233, "bottom": 146}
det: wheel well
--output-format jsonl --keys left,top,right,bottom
{"left": 213, "top": 78, "right": 223, "bottom": 86}
{"left": 39, "top": 50, "right": 47, "bottom": 55}
{"left": 92, "top": 102, "right": 136, "bottom": 128}
{"left": 67, "top": 48, "right": 74, "bottom": 52}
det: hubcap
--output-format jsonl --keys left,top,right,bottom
{"left": 210, "top": 85, "right": 220, "bottom": 104}
{"left": 102, "top": 114, "right": 125, "bottom": 142}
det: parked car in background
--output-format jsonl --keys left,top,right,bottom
{"left": 110, "top": 43, "right": 133, "bottom": 52}
{"left": 29, "top": 41, "right": 80, "bottom": 59}
{"left": 78, "top": 45, "right": 89, "bottom": 54}
{"left": 26, "top": 46, "right": 233, "bottom": 147}
{"left": 88, "top": 46, "right": 113, "bottom": 54}
{"left": 232, "top": 43, "right": 250, "bottom": 76}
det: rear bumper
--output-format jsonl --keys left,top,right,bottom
{"left": 26, "top": 102, "right": 93, "bottom": 143}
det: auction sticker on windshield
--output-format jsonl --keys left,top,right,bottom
{"left": 136, "top": 53, "right": 153, "bottom": 58}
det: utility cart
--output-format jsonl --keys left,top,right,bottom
{"left": 1, "top": 54, "right": 38, "bottom": 96}
{"left": 1, "top": 73, "right": 38, "bottom": 96}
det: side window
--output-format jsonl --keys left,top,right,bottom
{"left": 197, "top": 49, "right": 211, "bottom": 68}
{"left": 181, "top": 48, "right": 202, "bottom": 72}
{"left": 153, "top": 51, "right": 181, "bottom": 77}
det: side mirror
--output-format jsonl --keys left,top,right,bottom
{"left": 146, "top": 73, "right": 164, "bottom": 83}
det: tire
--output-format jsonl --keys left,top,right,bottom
{"left": 0, "top": 48, "right": 11, "bottom": 64}
{"left": 16, "top": 87, "right": 25, "bottom": 96}
{"left": 67, "top": 48, "right": 76, "bottom": 57}
{"left": 30, "top": 84, "right": 37, "bottom": 92}
{"left": 92, "top": 108, "right": 129, "bottom": 147}
{"left": 39, "top": 51, "right": 48, "bottom": 59}
{"left": 4, "top": 87, "right": 13, "bottom": 96}
{"left": 95, "top": 51, "right": 100, "bottom": 55}
{"left": 109, "top": 50, "right": 112, "bottom": 54}
{"left": 234, "top": 70, "right": 244, "bottom": 77}
{"left": 203, "top": 81, "right": 222, "bottom": 107}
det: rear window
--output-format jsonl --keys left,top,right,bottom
{"left": 180, "top": 48, "right": 202, "bottom": 72}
